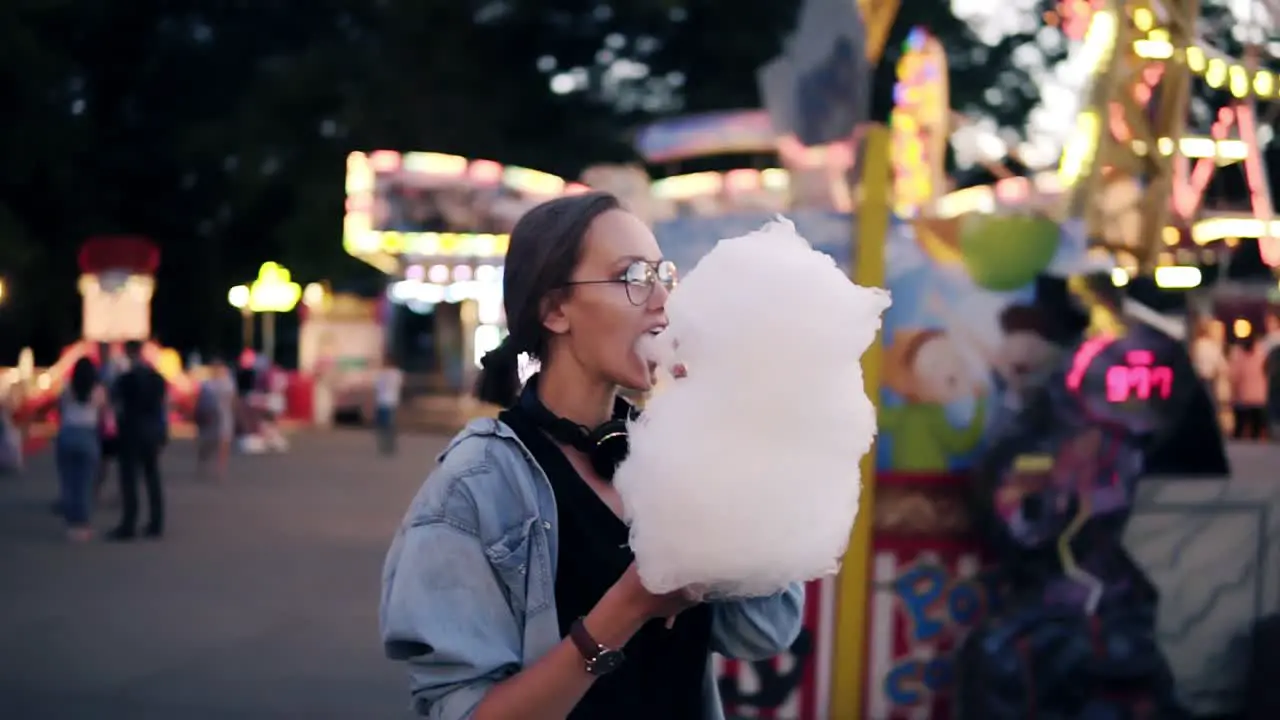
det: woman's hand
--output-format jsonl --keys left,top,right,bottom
{"left": 611, "top": 562, "right": 699, "bottom": 625}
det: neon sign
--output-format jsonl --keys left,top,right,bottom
{"left": 1067, "top": 337, "right": 1176, "bottom": 405}
{"left": 1105, "top": 349, "right": 1173, "bottom": 402}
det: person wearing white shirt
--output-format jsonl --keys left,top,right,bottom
{"left": 1262, "top": 314, "right": 1280, "bottom": 438}
{"left": 1191, "top": 319, "right": 1227, "bottom": 383}
{"left": 373, "top": 359, "right": 404, "bottom": 455}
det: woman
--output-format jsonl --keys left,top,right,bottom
{"left": 195, "top": 358, "right": 236, "bottom": 478}
{"left": 57, "top": 357, "right": 111, "bottom": 541}
{"left": 96, "top": 346, "right": 124, "bottom": 499}
{"left": 1229, "top": 337, "right": 1269, "bottom": 439}
{"left": 0, "top": 384, "right": 21, "bottom": 475}
{"left": 381, "top": 192, "right": 803, "bottom": 720}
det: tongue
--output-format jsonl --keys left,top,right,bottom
{"left": 635, "top": 331, "right": 675, "bottom": 367}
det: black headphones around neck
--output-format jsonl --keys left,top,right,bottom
{"left": 517, "top": 376, "right": 638, "bottom": 481}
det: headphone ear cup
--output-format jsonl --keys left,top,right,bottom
{"left": 588, "top": 419, "right": 631, "bottom": 481}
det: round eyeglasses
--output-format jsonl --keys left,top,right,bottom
{"left": 562, "top": 259, "right": 678, "bottom": 306}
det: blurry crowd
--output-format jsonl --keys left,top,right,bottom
{"left": 1192, "top": 313, "right": 1280, "bottom": 440}
{"left": 0, "top": 345, "right": 299, "bottom": 542}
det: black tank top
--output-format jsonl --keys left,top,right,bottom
{"left": 500, "top": 406, "right": 712, "bottom": 719}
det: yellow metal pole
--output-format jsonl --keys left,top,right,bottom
{"left": 831, "top": 124, "right": 891, "bottom": 719}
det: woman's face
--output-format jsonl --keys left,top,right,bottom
{"left": 545, "top": 209, "right": 671, "bottom": 391}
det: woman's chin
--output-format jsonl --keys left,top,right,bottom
{"left": 613, "top": 366, "right": 654, "bottom": 393}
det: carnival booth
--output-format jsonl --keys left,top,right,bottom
{"left": 16, "top": 236, "right": 195, "bottom": 424}
{"left": 583, "top": 2, "right": 1280, "bottom": 712}
{"left": 343, "top": 150, "right": 585, "bottom": 394}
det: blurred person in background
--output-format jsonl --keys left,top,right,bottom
{"left": 195, "top": 357, "right": 236, "bottom": 479}
{"left": 1192, "top": 317, "right": 1230, "bottom": 431}
{"left": 95, "top": 343, "right": 125, "bottom": 500}
{"left": 373, "top": 355, "right": 403, "bottom": 455}
{"left": 0, "top": 381, "right": 22, "bottom": 475}
{"left": 57, "top": 357, "right": 111, "bottom": 542}
{"left": 1229, "top": 336, "right": 1269, "bottom": 440}
{"left": 108, "top": 340, "right": 169, "bottom": 541}
{"left": 1192, "top": 317, "right": 1227, "bottom": 388}
{"left": 1262, "top": 314, "right": 1280, "bottom": 439}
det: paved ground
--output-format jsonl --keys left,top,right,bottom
{"left": 0, "top": 430, "right": 448, "bottom": 720}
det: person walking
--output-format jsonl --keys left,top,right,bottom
{"left": 95, "top": 345, "right": 125, "bottom": 500}
{"left": 56, "top": 357, "right": 111, "bottom": 542}
{"left": 195, "top": 358, "right": 236, "bottom": 479}
{"left": 107, "top": 341, "right": 169, "bottom": 541}
{"left": 373, "top": 357, "right": 403, "bottom": 455}
{"left": 1228, "top": 337, "right": 1269, "bottom": 440}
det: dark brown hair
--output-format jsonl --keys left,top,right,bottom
{"left": 474, "top": 191, "right": 622, "bottom": 406}
{"left": 69, "top": 356, "right": 99, "bottom": 404}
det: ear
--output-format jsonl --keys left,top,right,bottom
{"left": 540, "top": 289, "right": 571, "bottom": 336}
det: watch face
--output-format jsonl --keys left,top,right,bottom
{"left": 587, "top": 649, "right": 625, "bottom": 675}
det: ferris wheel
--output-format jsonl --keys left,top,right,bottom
{"left": 1056, "top": 0, "right": 1280, "bottom": 271}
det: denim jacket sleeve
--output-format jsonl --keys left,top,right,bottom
{"left": 708, "top": 582, "right": 806, "bottom": 661}
{"left": 380, "top": 463, "right": 523, "bottom": 719}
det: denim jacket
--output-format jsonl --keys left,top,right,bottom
{"left": 381, "top": 418, "right": 805, "bottom": 720}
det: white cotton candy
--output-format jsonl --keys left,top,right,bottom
{"left": 615, "top": 218, "right": 891, "bottom": 598}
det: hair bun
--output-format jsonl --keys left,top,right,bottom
{"left": 475, "top": 337, "right": 522, "bottom": 406}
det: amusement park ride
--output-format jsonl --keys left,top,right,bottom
{"left": 1057, "top": 0, "right": 1280, "bottom": 270}
{"left": 337, "top": 1, "right": 1279, "bottom": 717}
{"left": 15, "top": 236, "right": 195, "bottom": 422}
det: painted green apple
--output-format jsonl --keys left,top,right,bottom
{"left": 958, "top": 213, "right": 1060, "bottom": 292}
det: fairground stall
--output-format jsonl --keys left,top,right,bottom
{"left": 856, "top": 9, "right": 1278, "bottom": 716}
{"left": 580, "top": 1, "right": 1280, "bottom": 714}
{"left": 15, "top": 236, "right": 195, "bottom": 425}
{"left": 343, "top": 151, "right": 584, "bottom": 394}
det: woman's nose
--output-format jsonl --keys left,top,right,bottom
{"left": 649, "top": 280, "right": 670, "bottom": 308}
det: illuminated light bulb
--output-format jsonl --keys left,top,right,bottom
{"left": 1133, "top": 39, "right": 1173, "bottom": 59}
{"left": 475, "top": 264, "right": 498, "bottom": 283}
{"left": 1254, "top": 71, "right": 1274, "bottom": 97}
{"left": 453, "top": 265, "right": 473, "bottom": 282}
{"left": 1133, "top": 7, "right": 1153, "bottom": 31}
{"left": 1234, "top": 318, "right": 1252, "bottom": 338}
{"left": 1111, "top": 268, "right": 1130, "bottom": 287}
{"left": 302, "top": 282, "right": 327, "bottom": 308}
{"left": 1186, "top": 46, "right": 1206, "bottom": 72}
{"left": 1206, "top": 58, "right": 1227, "bottom": 88}
{"left": 1162, "top": 226, "right": 1180, "bottom": 245}
{"left": 1228, "top": 65, "right": 1249, "bottom": 98}
{"left": 427, "top": 264, "right": 449, "bottom": 284}
{"left": 1153, "top": 266, "right": 1201, "bottom": 289}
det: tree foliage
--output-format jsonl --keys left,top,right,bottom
{"left": 0, "top": 0, "right": 1090, "bottom": 359}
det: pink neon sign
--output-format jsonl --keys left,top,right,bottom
{"left": 1067, "top": 339, "right": 1175, "bottom": 404}
{"left": 1104, "top": 350, "right": 1173, "bottom": 403}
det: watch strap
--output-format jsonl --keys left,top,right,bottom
{"left": 569, "top": 617, "right": 603, "bottom": 660}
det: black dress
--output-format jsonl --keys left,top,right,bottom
{"left": 500, "top": 406, "right": 713, "bottom": 719}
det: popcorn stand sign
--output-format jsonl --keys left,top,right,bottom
{"left": 864, "top": 538, "right": 995, "bottom": 719}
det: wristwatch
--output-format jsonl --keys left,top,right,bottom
{"left": 569, "top": 618, "right": 625, "bottom": 676}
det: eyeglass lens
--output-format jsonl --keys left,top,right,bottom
{"left": 623, "top": 260, "right": 678, "bottom": 305}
